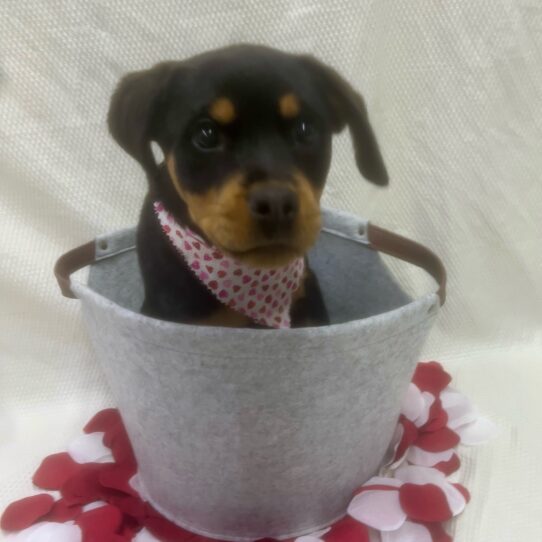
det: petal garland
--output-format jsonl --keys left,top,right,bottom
{"left": 1, "top": 362, "right": 495, "bottom": 542}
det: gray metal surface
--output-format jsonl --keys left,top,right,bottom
{"left": 73, "top": 208, "right": 438, "bottom": 541}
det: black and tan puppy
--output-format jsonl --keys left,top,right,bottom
{"left": 107, "top": 44, "right": 387, "bottom": 328}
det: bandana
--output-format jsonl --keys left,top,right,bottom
{"left": 153, "top": 201, "right": 305, "bottom": 328}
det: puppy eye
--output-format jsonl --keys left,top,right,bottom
{"left": 292, "top": 119, "right": 318, "bottom": 146}
{"left": 191, "top": 120, "right": 222, "bottom": 151}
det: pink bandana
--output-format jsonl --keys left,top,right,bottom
{"left": 154, "top": 201, "right": 305, "bottom": 328}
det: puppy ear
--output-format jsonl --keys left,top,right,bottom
{"left": 301, "top": 56, "right": 389, "bottom": 186}
{"left": 107, "top": 62, "right": 179, "bottom": 180}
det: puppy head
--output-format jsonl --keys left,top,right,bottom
{"left": 108, "top": 45, "right": 388, "bottom": 267}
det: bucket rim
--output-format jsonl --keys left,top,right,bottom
{"left": 58, "top": 206, "right": 444, "bottom": 338}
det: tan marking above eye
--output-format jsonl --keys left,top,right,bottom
{"left": 279, "top": 93, "right": 300, "bottom": 118}
{"left": 209, "top": 97, "right": 236, "bottom": 124}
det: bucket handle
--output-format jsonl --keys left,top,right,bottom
{"left": 367, "top": 225, "right": 446, "bottom": 306}
{"left": 54, "top": 225, "right": 446, "bottom": 305}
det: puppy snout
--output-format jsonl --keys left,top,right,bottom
{"left": 249, "top": 185, "right": 298, "bottom": 233}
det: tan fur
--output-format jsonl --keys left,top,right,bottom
{"left": 166, "top": 155, "right": 322, "bottom": 268}
{"left": 209, "top": 97, "right": 236, "bottom": 124}
{"left": 279, "top": 93, "right": 300, "bottom": 118}
{"left": 194, "top": 305, "right": 252, "bottom": 327}
{"left": 292, "top": 268, "right": 308, "bottom": 303}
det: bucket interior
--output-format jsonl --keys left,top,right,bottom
{"left": 87, "top": 219, "right": 413, "bottom": 325}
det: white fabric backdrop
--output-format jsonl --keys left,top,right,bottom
{"left": 1, "top": 1, "right": 541, "bottom": 540}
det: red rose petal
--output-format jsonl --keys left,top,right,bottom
{"left": 415, "top": 427, "right": 460, "bottom": 452}
{"left": 145, "top": 514, "right": 199, "bottom": 542}
{"left": 412, "top": 362, "right": 451, "bottom": 396}
{"left": 1, "top": 494, "right": 54, "bottom": 531}
{"left": 84, "top": 408, "right": 122, "bottom": 435}
{"left": 62, "top": 463, "right": 104, "bottom": 505}
{"left": 399, "top": 483, "right": 453, "bottom": 522}
{"left": 423, "top": 398, "right": 448, "bottom": 432}
{"left": 76, "top": 504, "right": 123, "bottom": 541}
{"left": 434, "top": 453, "right": 461, "bottom": 475}
{"left": 453, "top": 483, "right": 471, "bottom": 503}
{"left": 120, "top": 515, "right": 143, "bottom": 538}
{"left": 102, "top": 422, "right": 124, "bottom": 448}
{"left": 326, "top": 514, "right": 370, "bottom": 542}
{"left": 99, "top": 465, "right": 137, "bottom": 496}
{"left": 110, "top": 427, "right": 136, "bottom": 470}
{"left": 109, "top": 495, "right": 147, "bottom": 522}
{"left": 44, "top": 498, "right": 83, "bottom": 522}
{"left": 33, "top": 452, "right": 82, "bottom": 490}
{"left": 423, "top": 521, "right": 453, "bottom": 542}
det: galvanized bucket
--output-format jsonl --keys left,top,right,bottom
{"left": 55, "top": 207, "right": 445, "bottom": 541}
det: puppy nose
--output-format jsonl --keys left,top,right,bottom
{"left": 249, "top": 186, "right": 299, "bottom": 228}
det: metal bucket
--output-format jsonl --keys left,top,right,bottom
{"left": 55, "top": 207, "right": 445, "bottom": 541}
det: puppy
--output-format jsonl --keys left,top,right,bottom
{"left": 107, "top": 44, "right": 388, "bottom": 329}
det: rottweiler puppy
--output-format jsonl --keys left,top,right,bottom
{"left": 107, "top": 44, "right": 388, "bottom": 328}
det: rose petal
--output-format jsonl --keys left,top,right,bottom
{"left": 381, "top": 520, "right": 432, "bottom": 542}
{"left": 415, "top": 427, "right": 460, "bottom": 452}
{"left": 68, "top": 433, "right": 113, "bottom": 464}
{"left": 43, "top": 499, "right": 82, "bottom": 523}
{"left": 1, "top": 494, "right": 55, "bottom": 531}
{"left": 422, "top": 399, "right": 448, "bottom": 432}
{"left": 61, "top": 464, "right": 104, "bottom": 505}
{"left": 99, "top": 466, "right": 138, "bottom": 496}
{"left": 406, "top": 447, "right": 455, "bottom": 468}
{"left": 326, "top": 515, "right": 370, "bottom": 542}
{"left": 120, "top": 515, "right": 143, "bottom": 540}
{"left": 413, "top": 393, "right": 435, "bottom": 428}
{"left": 103, "top": 422, "right": 123, "bottom": 448}
{"left": 144, "top": 514, "right": 196, "bottom": 542}
{"left": 348, "top": 489, "right": 407, "bottom": 531}
{"left": 440, "top": 388, "right": 477, "bottom": 430}
{"left": 455, "top": 417, "right": 498, "bottom": 445}
{"left": 434, "top": 453, "right": 461, "bottom": 476}
{"left": 424, "top": 522, "right": 453, "bottom": 542}
{"left": 401, "top": 384, "right": 425, "bottom": 422}
{"left": 84, "top": 409, "right": 121, "bottom": 435}
{"left": 399, "top": 484, "right": 452, "bottom": 522}
{"left": 33, "top": 453, "right": 82, "bottom": 490}
{"left": 108, "top": 495, "right": 147, "bottom": 522}
{"left": 412, "top": 362, "right": 451, "bottom": 396}
{"left": 440, "top": 482, "right": 467, "bottom": 516}
{"left": 75, "top": 505, "right": 123, "bottom": 540}
{"left": 109, "top": 427, "right": 136, "bottom": 470}
{"left": 453, "top": 483, "right": 471, "bottom": 503}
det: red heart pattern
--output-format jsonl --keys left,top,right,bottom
{"left": 153, "top": 201, "right": 305, "bottom": 328}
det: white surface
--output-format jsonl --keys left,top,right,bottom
{"left": 1, "top": 1, "right": 541, "bottom": 540}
